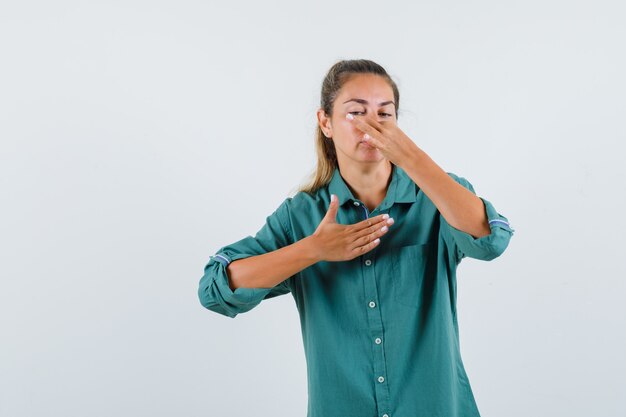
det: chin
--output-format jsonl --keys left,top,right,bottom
{"left": 355, "top": 150, "right": 384, "bottom": 162}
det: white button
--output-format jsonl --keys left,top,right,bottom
{"left": 375, "top": 337, "right": 382, "bottom": 344}
{"left": 353, "top": 201, "right": 360, "bottom": 206}
{"left": 378, "top": 376, "right": 385, "bottom": 383}
{"left": 382, "top": 414, "right": 389, "bottom": 417}
{"left": 365, "top": 259, "right": 372, "bottom": 266}
{"left": 369, "top": 301, "right": 376, "bottom": 308}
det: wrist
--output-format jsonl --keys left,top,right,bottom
{"left": 300, "top": 235, "right": 323, "bottom": 265}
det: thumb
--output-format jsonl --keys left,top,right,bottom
{"left": 323, "top": 194, "right": 339, "bottom": 223}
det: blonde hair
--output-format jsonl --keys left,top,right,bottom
{"left": 291, "top": 59, "right": 401, "bottom": 197}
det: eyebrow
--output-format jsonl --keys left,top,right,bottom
{"left": 343, "top": 98, "right": 396, "bottom": 108}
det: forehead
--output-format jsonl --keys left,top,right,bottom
{"left": 338, "top": 74, "right": 394, "bottom": 101}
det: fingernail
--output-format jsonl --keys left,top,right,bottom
{"left": 382, "top": 214, "right": 389, "bottom": 219}
{"left": 331, "top": 194, "right": 336, "bottom": 202}
{"left": 387, "top": 218, "right": 394, "bottom": 225}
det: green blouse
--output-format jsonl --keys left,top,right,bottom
{"left": 198, "top": 164, "right": 515, "bottom": 417}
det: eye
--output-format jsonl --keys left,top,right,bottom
{"left": 348, "top": 111, "right": 393, "bottom": 117}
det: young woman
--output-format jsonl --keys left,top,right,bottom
{"left": 198, "top": 59, "right": 515, "bottom": 417}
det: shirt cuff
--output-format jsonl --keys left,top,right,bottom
{"left": 198, "top": 252, "right": 288, "bottom": 318}
{"left": 444, "top": 196, "right": 515, "bottom": 262}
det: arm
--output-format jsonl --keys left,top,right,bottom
{"left": 224, "top": 235, "right": 319, "bottom": 290}
{"left": 440, "top": 173, "right": 514, "bottom": 262}
{"left": 343, "top": 112, "right": 513, "bottom": 261}
{"left": 401, "top": 148, "right": 515, "bottom": 262}
{"left": 402, "top": 147, "right": 491, "bottom": 238}
{"left": 198, "top": 198, "right": 315, "bottom": 318}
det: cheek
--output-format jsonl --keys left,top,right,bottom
{"left": 335, "top": 119, "right": 356, "bottom": 135}
{"left": 342, "top": 119, "right": 362, "bottom": 133}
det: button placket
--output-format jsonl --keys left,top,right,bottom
{"left": 358, "top": 198, "right": 391, "bottom": 412}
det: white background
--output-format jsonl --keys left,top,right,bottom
{"left": 2, "top": 1, "right": 625, "bottom": 416}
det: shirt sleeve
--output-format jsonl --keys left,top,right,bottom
{"left": 197, "top": 197, "right": 296, "bottom": 318}
{"left": 440, "top": 172, "right": 515, "bottom": 263}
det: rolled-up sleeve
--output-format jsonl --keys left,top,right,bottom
{"left": 440, "top": 173, "right": 515, "bottom": 262}
{"left": 198, "top": 198, "right": 295, "bottom": 318}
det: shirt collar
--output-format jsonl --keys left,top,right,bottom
{"left": 328, "top": 163, "right": 417, "bottom": 212}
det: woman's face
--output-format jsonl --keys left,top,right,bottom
{"left": 318, "top": 73, "right": 397, "bottom": 165}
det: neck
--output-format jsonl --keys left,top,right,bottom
{"left": 337, "top": 161, "right": 393, "bottom": 209}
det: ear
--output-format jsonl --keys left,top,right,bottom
{"left": 317, "top": 108, "right": 333, "bottom": 138}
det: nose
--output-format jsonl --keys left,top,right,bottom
{"left": 366, "top": 115, "right": 386, "bottom": 126}
{"left": 355, "top": 113, "right": 380, "bottom": 124}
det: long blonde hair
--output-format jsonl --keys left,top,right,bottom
{"left": 290, "top": 59, "right": 401, "bottom": 197}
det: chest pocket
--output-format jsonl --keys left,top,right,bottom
{"left": 390, "top": 243, "right": 433, "bottom": 308}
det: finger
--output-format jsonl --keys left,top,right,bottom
{"left": 351, "top": 218, "right": 392, "bottom": 245}
{"left": 350, "top": 115, "right": 382, "bottom": 136}
{"left": 350, "top": 213, "right": 389, "bottom": 232}
{"left": 347, "top": 113, "right": 383, "bottom": 131}
{"left": 364, "top": 115, "right": 387, "bottom": 131}
{"left": 323, "top": 194, "right": 339, "bottom": 223}
{"left": 351, "top": 235, "right": 381, "bottom": 257}
{"left": 351, "top": 115, "right": 392, "bottom": 141}
{"left": 355, "top": 216, "right": 392, "bottom": 240}
{"left": 353, "top": 120, "right": 387, "bottom": 149}
{"left": 362, "top": 133, "right": 383, "bottom": 149}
